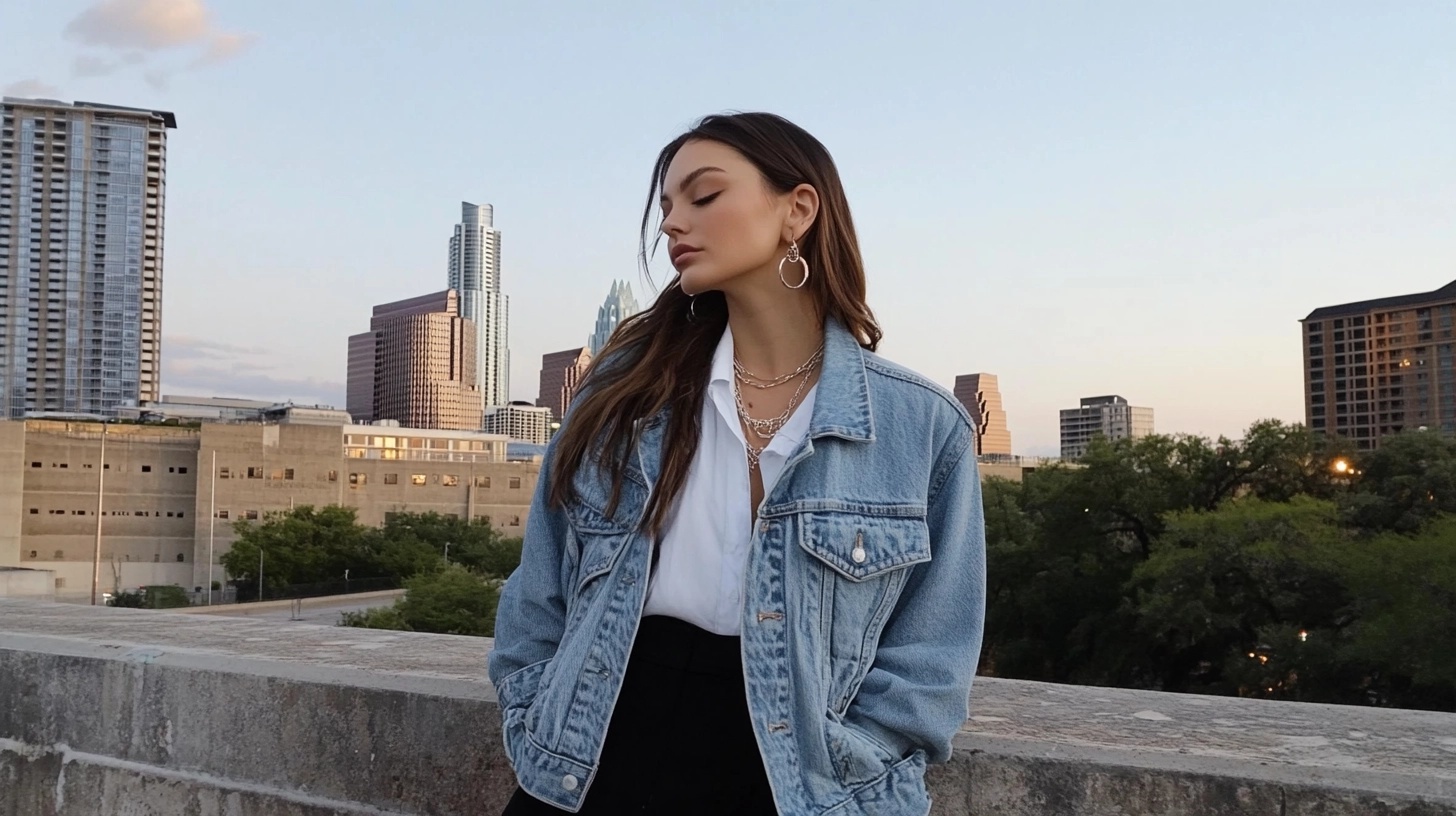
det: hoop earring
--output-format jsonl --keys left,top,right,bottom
{"left": 779, "top": 240, "right": 809, "bottom": 289}
{"left": 687, "top": 295, "right": 699, "bottom": 323}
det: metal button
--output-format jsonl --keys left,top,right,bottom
{"left": 562, "top": 774, "right": 579, "bottom": 791}
{"left": 851, "top": 546, "right": 867, "bottom": 563}
{"left": 759, "top": 521, "right": 770, "bottom": 534}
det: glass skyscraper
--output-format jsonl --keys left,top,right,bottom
{"left": 588, "top": 279, "right": 641, "bottom": 356}
{"left": 447, "top": 202, "right": 509, "bottom": 412}
{"left": 0, "top": 97, "right": 175, "bottom": 418}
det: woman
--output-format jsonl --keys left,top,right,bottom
{"left": 489, "top": 112, "right": 986, "bottom": 816}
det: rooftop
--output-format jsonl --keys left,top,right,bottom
{"left": 1305, "top": 279, "right": 1456, "bottom": 321}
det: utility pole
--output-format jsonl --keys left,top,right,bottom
{"left": 207, "top": 449, "right": 216, "bottom": 605}
{"left": 90, "top": 423, "right": 107, "bottom": 605}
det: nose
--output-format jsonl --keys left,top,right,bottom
{"left": 660, "top": 208, "right": 687, "bottom": 238}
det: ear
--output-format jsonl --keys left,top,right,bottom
{"left": 783, "top": 183, "right": 820, "bottom": 244}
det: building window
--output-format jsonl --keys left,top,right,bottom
{"left": 411, "top": 474, "right": 427, "bottom": 486}
{"left": 509, "top": 515, "right": 521, "bottom": 527}
{"left": 384, "top": 473, "right": 398, "bottom": 485}
{"left": 141, "top": 465, "right": 152, "bottom": 473}
{"left": 244, "top": 510, "right": 259, "bottom": 520}
{"left": 442, "top": 474, "right": 459, "bottom": 487}
{"left": 54, "top": 550, "right": 64, "bottom": 559}
{"left": 179, "top": 466, "right": 188, "bottom": 474}
{"left": 283, "top": 468, "right": 294, "bottom": 480}
{"left": 30, "top": 462, "right": 40, "bottom": 468}
{"left": 247, "top": 467, "right": 263, "bottom": 479}
{"left": 474, "top": 476, "right": 491, "bottom": 488}
{"left": 509, "top": 477, "right": 522, "bottom": 489}
{"left": 28, "top": 551, "right": 36, "bottom": 559}
{"left": 350, "top": 473, "right": 367, "bottom": 486}
{"left": 219, "top": 467, "right": 230, "bottom": 479}
{"left": 176, "top": 554, "right": 185, "bottom": 562}
{"left": 29, "top": 508, "right": 37, "bottom": 514}
{"left": 475, "top": 514, "right": 491, "bottom": 524}
{"left": 216, "top": 510, "right": 229, "bottom": 519}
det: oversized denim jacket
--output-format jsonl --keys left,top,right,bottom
{"left": 487, "top": 317, "right": 987, "bottom": 815}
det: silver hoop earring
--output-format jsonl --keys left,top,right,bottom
{"left": 778, "top": 240, "right": 810, "bottom": 289}
{"left": 687, "top": 295, "right": 699, "bottom": 323}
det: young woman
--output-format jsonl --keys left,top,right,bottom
{"left": 489, "top": 112, "right": 986, "bottom": 816}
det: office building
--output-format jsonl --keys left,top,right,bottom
{"left": 537, "top": 346, "right": 592, "bottom": 421}
{"left": 588, "top": 279, "right": 641, "bottom": 355}
{"left": 483, "top": 402, "right": 553, "bottom": 445}
{"left": 0, "top": 97, "right": 177, "bottom": 418}
{"left": 953, "top": 373, "right": 1012, "bottom": 456}
{"left": 448, "top": 202, "right": 509, "bottom": 411}
{"left": 346, "top": 290, "right": 482, "bottom": 431}
{"left": 1303, "top": 279, "right": 1456, "bottom": 450}
{"left": 0, "top": 418, "right": 538, "bottom": 600}
{"left": 1060, "top": 395, "right": 1154, "bottom": 460}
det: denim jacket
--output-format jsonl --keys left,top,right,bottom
{"left": 488, "top": 317, "right": 987, "bottom": 815}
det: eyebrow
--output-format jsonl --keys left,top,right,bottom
{"left": 660, "top": 166, "right": 726, "bottom": 205}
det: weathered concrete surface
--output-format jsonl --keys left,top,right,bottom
{"left": 1, "top": 599, "right": 1454, "bottom": 816}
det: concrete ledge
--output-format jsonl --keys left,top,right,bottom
{"left": 2, "top": 599, "right": 1454, "bottom": 815}
{"left": 176, "top": 589, "right": 407, "bottom": 616}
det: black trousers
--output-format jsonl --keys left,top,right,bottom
{"left": 502, "top": 615, "right": 778, "bottom": 815}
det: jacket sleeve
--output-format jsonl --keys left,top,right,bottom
{"left": 487, "top": 436, "right": 577, "bottom": 715}
{"left": 843, "top": 427, "right": 986, "bottom": 764}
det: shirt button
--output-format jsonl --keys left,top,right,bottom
{"left": 561, "top": 774, "right": 579, "bottom": 791}
{"left": 759, "top": 521, "right": 770, "bottom": 534}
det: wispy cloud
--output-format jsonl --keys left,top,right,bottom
{"left": 65, "top": 0, "right": 212, "bottom": 50}
{"left": 2, "top": 79, "right": 63, "bottom": 98}
{"left": 61, "top": 0, "right": 256, "bottom": 88}
{"left": 162, "top": 336, "right": 344, "bottom": 407}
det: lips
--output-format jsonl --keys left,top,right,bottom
{"left": 670, "top": 244, "right": 702, "bottom": 267}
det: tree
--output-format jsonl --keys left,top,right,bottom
{"left": 1344, "top": 431, "right": 1456, "bottom": 533}
{"left": 374, "top": 512, "right": 522, "bottom": 579}
{"left": 340, "top": 565, "right": 500, "bottom": 637}
{"left": 221, "top": 505, "right": 377, "bottom": 599}
{"left": 1130, "top": 497, "right": 1352, "bottom": 697}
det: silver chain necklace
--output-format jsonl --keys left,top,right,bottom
{"left": 733, "top": 345, "right": 824, "bottom": 390}
{"left": 733, "top": 361, "right": 819, "bottom": 471}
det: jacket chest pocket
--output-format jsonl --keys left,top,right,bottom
{"left": 796, "top": 509, "right": 931, "bottom": 715}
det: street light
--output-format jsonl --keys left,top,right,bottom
{"left": 1332, "top": 458, "right": 1350, "bottom": 475}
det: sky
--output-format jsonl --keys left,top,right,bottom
{"left": 2, "top": 1, "right": 1453, "bottom": 456}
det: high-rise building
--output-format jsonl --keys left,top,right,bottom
{"left": 1059, "top": 395, "right": 1154, "bottom": 460}
{"left": 953, "top": 373, "right": 1012, "bottom": 456}
{"left": 346, "top": 290, "right": 482, "bottom": 431}
{"left": 537, "top": 346, "right": 593, "bottom": 421}
{"left": 1303, "top": 279, "right": 1456, "bottom": 450}
{"left": 588, "top": 279, "right": 641, "bottom": 355}
{"left": 483, "top": 402, "right": 553, "bottom": 445}
{"left": 448, "top": 202, "right": 509, "bottom": 411}
{"left": 0, "top": 97, "right": 177, "bottom": 418}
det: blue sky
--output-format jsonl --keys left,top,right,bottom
{"left": 3, "top": 1, "right": 1453, "bottom": 455}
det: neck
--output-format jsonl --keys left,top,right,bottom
{"left": 722, "top": 285, "right": 822, "bottom": 376}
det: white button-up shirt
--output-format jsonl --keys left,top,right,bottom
{"left": 641, "top": 325, "right": 817, "bottom": 636}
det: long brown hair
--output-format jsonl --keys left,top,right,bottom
{"left": 549, "top": 112, "right": 882, "bottom": 535}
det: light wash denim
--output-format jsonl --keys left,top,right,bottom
{"left": 488, "top": 317, "right": 987, "bottom": 815}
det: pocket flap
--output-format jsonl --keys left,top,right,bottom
{"left": 798, "top": 511, "right": 931, "bottom": 582}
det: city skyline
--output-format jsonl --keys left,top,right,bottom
{"left": 3, "top": 2, "right": 1452, "bottom": 455}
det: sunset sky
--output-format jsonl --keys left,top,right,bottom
{"left": 4, "top": 1, "right": 1452, "bottom": 454}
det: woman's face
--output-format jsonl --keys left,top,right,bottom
{"left": 659, "top": 139, "right": 793, "bottom": 296}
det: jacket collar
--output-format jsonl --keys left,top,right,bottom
{"left": 631, "top": 315, "right": 874, "bottom": 489}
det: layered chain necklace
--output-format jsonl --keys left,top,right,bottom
{"left": 733, "top": 344, "right": 824, "bottom": 471}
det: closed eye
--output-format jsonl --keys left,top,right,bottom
{"left": 692, "top": 191, "right": 721, "bottom": 207}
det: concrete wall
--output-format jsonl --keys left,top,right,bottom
{"left": 1, "top": 599, "right": 1453, "bottom": 816}
{"left": 0, "top": 569, "right": 54, "bottom": 600}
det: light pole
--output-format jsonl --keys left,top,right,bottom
{"left": 443, "top": 541, "right": 451, "bottom": 563}
{"left": 207, "top": 449, "right": 216, "bottom": 605}
{"left": 90, "top": 422, "right": 107, "bottom": 605}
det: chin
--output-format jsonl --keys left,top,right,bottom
{"left": 678, "top": 266, "right": 726, "bottom": 296}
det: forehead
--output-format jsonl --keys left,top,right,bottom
{"left": 663, "top": 139, "right": 755, "bottom": 189}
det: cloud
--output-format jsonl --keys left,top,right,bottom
{"left": 189, "top": 31, "right": 257, "bottom": 68}
{"left": 62, "top": 0, "right": 256, "bottom": 77}
{"left": 2, "top": 79, "right": 63, "bottom": 98}
{"left": 162, "top": 336, "right": 345, "bottom": 407}
{"left": 166, "top": 336, "right": 272, "bottom": 360}
{"left": 65, "top": 0, "right": 211, "bottom": 51}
